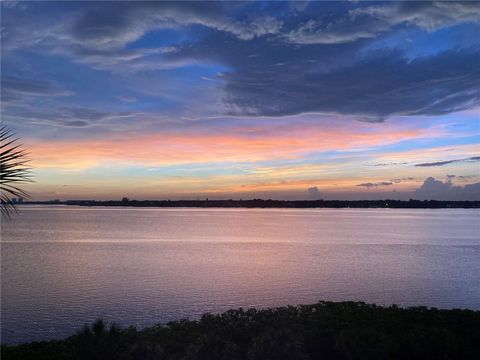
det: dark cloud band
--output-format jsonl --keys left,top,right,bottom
{"left": 415, "top": 156, "right": 480, "bottom": 167}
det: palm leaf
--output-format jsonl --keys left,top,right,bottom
{"left": 0, "top": 126, "right": 33, "bottom": 219}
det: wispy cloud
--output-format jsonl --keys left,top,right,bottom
{"left": 356, "top": 181, "right": 393, "bottom": 189}
{"left": 415, "top": 156, "right": 480, "bottom": 167}
{"left": 285, "top": 2, "right": 480, "bottom": 45}
{"left": 390, "top": 177, "right": 414, "bottom": 183}
{"left": 370, "top": 162, "right": 408, "bottom": 167}
{"left": 1, "top": 76, "right": 73, "bottom": 103}
{"left": 26, "top": 119, "right": 433, "bottom": 170}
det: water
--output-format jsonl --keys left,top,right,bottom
{"left": 1, "top": 205, "right": 479, "bottom": 344}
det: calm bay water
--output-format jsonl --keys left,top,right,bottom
{"left": 1, "top": 205, "right": 479, "bottom": 344}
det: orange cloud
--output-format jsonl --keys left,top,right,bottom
{"left": 28, "top": 122, "right": 434, "bottom": 170}
{"left": 25, "top": 118, "right": 474, "bottom": 199}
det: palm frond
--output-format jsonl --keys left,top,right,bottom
{"left": 0, "top": 126, "right": 33, "bottom": 219}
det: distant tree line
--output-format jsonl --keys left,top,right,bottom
{"left": 27, "top": 199, "right": 480, "bottom": 208}
{"left": 2, "top": 301, "right": 480, "bottom": 360}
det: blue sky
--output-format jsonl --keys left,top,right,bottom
{"left": 1, "top": 1, "right": 479, "bottom": 200}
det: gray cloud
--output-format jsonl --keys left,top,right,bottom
{"left": 56, "top": 107, "right": 135, "bottom": 122}
{"left": 220, "top": 48, "right": 480, "bottom": 119}
{"left": 370, "top": 162, "right": 408, "bottom": 167}
{"left": 3, "top": 2, "right": 281, "bottom": 54}
{"left": 285, "top": 1, "right": 480, "bottom": 45}
{"left": 352, "top": 1, "right": 480, "bottom": 32}
{"left": 357, "top": 181, "right": 393, "bottom": 189}
{"left": 2, "top": 1, "right": 480, "bottom": 119}
{"left": 62, "top": 120, "right": 90, "bottom": 127}
{"left": 412, "top": 176, "right": 480, "bottom": 200}
{"left": 1, "top": 2, "right": 282, "bottom": 72}
{"left": 285, "top": 19, "right": 380, "bottom": 45}
{"left": 66, "top": 2, "right": 282, "bottom": 48}
{"left": 163, "top": 2, "right": 480, "bottom": 119}
{"left": 1, "top": 75, "right": 73, "bottom": 103}
{"left": 415, "top": 156, "right": 480, "bottom": 167}
{"left": 307, "top": 186, "right": 324, "bottom": 199}
{"left": 456, "top": 175, "right": 480, "bottom": 182}
{"left": 3, "top": 105, "right": 140, "bottom": 129}
{"left": 463, "top": 182, "right": 480, "bottom": 198}
{"left": 390, "top": 177, "right": 414, "bottom": 184}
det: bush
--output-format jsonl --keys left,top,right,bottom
{"left": 2, "top": 301, "right": 480, "bottom": 360}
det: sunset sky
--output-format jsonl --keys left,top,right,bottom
{"left": 1, "top": 1, "right": 479, "bottom": 200}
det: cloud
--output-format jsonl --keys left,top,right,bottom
{"left": 1, "top": 1, "right": 26, "bottom": 10}
{"left": 352, "top": 1, "right": 480, "bottom": 32}
{"left": 25, "top": 116, "right": 432, "bottom": 169}
{"left": 411, "top": 176, "right": 480, "bottom": 200}
{"left": 370, "top": 162, "right": 408, "bottom": 167}
{"left": 415, "top": 156, "right": 480, "bottom": 167}
{"left": 62, "top": 120, "right": 90, "bottom": 128}
{"left": 65, "top": 2, "right": 282, "bottom": 48}
{"left": 463, "top": 182, "right": 480, "bottom": 198}
{"left": 116, "top": 96, "right": 137, "bottom": 103}
{"left": 356, "top": 181, "right": 393, "bottom": 189}
{"left": 220, "top": 49, "right": 480, "bottom": 119}
{"left": 2, "top": 2, "right": 281, "bottom": 54}
{"left": 2, "top": 1, "right": 480, "bottom": 120}
{"left": 1, "top": 2, "right": 282, "bottom": 72}
{"left": 285, "top": 2, "right": 480, "bottom": 45}
{"left": 456, "top": 175, "right": 480, "bottom": 182}
{"left": 390, "top": 177, "right": 414, "bottom": 184}
{"left": 355, "top": 177, "right": 414, "bottom": 189}
{"left": 1, "top": 75, "right": 73, "bottom": 103}
{"left": 285, "top": 19, "right": 379, "bottom": 45}
{"left": 307, "top": 186, "right": 324, "bottom": 199}
{"left": 3, "top": 105, "right": 140, "bottom": 129}
{"left": 288, "top": 1, "right": 310, "bottom": 13}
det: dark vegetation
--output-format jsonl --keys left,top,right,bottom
{"left": 26, "top": 199, "right": 480, "bottom": 208}
{"left": 3, "top": 301, "right": 480, "bottom": 360}
{"left": 0, "top": 127, "right": 31, "bottom": 218}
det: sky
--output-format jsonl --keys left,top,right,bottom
{"left": 1, "top": 0, "right": 479, "bottom": 200}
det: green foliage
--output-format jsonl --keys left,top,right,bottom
{"left": 2, "top": 301, "right": 480, "bottom": 359}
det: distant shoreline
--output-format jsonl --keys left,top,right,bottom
{"left": 22, "top": 199, "right": 480, "bottom": 209}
